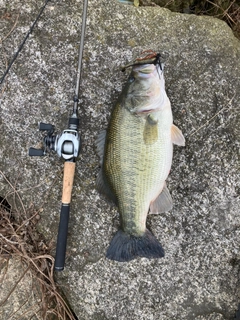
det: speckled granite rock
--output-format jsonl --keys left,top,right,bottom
{"left": 0, "top": 0, "right": 239, "bottom": 319}
{"left": 0, "top": 257, "right": 41, "bottom": 320}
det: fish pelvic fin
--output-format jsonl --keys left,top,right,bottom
{"left": 106, "top": 229, "right": 164, "bottom": 262}
{"left": 171, "top": 124, "right": 185, "bottom": 146}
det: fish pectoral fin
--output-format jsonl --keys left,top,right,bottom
{"left": 143, "top": 116, "right": 158, "bottom": 145}
{"left": 96, "top": 129, "right": 107, "bottom": 165}
{"left": 149, "top": 183, "right": 173, "bottom": 214}
{"left": 96, "top": 168, "right": 118, "bottom": 205}
{"left": 171, "top": 124, "right": 185, "bottom": 146}
{"left": 147, "top": 113, "right": 159, "bottom": 125}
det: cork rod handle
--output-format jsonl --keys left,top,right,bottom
{"left": 54, "top": 161, "right": 76, "bottom": 271}
{"left": 62, "top": 161, "right": 76, "bottom": 204}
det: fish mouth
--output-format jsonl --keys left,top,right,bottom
{"left": 132, "top": 107, "right": 158, "bottom": 115}
{"left": 139, "top": 108, "right": 154, "bottom": 113}
{"left": 137, "top": 108, "right": 157, "bottom": 114}
{"left": 133, "top": 63, "right": 155, "bottom": 71}
{"left": 121, "top": 50, "right": 162, "bottom": 72}
{"left": 133, "top": 64, "right": 156, "bottom": 76}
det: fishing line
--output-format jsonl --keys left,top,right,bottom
{"left": 0, "top": 0, "right": 51, "bottom": 85}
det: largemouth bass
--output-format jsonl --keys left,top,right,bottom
{"left": 96, "top": 52, "right": 185, "bottom": 262}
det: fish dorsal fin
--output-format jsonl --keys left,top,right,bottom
{"left": 96, "top": 130, "right": 107, "bottom": 165}
{"left": 96, "top": 168, "right": 118, "bottom": 205}
{"left": 149, "top": 183, "right": 173, "bottom": 214}
{"left": 171, "top": 124, "right": 185, "bottom": 146}
{"left": 96, "top": 129, "right": 118, "bottom": 205}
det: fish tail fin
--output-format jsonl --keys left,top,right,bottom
{"left": 106, "top": 229, "right": 164, "bottom": 262}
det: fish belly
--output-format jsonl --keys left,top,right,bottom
{"left": 104, "top": 104, "right": 173, "bottom": 237}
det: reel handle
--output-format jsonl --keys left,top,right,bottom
{"left": 28, "top": 147, "right": 45, "bottom": 156}
{"left": 39, "top": 122, "right": 54, "bottom": 131}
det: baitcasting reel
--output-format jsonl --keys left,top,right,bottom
{"left": 29, "top": 109, "right": 81, "bottom": 160}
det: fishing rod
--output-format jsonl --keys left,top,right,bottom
{"left": 27, "top": 0, "right": 87, "bottom": 271}
{"left": 0, "top": 0, "right": 87, "bottom": 271}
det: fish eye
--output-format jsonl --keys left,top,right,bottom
{"left": 128, "top": 76, "right": 135, "bottom": 83}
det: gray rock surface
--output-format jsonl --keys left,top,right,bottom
{"left": 0, "top": 0, "right": 240, "bottom": 319}
{"left": 0, "top": 257, "right": 42, "bottom": 320}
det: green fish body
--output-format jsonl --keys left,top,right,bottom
{"left": 97, "top": 61, "right": 185, "bottom": 261}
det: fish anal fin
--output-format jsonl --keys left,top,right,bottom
{"left": 149, "top": 183, "right": 173, "bottom": 214}
{"left": 171, "top": 124, "right": 185, "bottom": 146}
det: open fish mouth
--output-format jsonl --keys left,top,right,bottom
{"left": 132, "top": 64, "right": 156, "bottom": 79}
{"left": 121, "top": 50, "right": 163, "bottom": 72}
{"left": 133, "top": 64, "right": 155, "bottom": 73}
{"left": 133, "top": 106, "right": 161, "bottom": 115}
{"left": 137, "top": 108, "right": 155, "bottom": 113}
